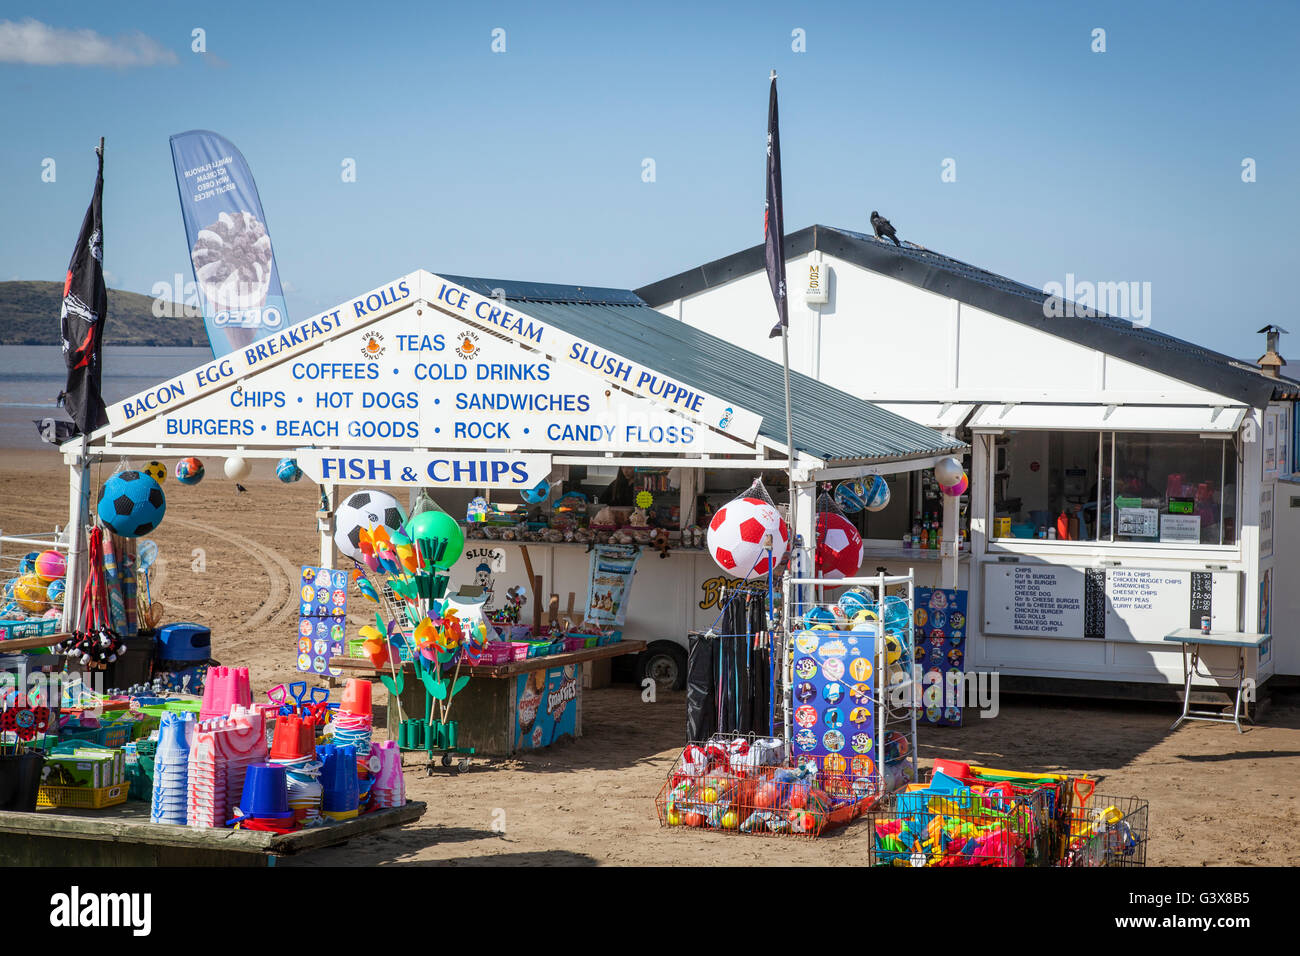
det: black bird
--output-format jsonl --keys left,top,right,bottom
{"left": 871, "top": 211, "right": 900, "bottom": 246}
{"left": 235, "top": 483, "right": 248, "bottom": 494}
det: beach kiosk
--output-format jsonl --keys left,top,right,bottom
{"left": 67, "top": 270, "right": 963, "bottom": 751}
{"left": 637, "top": 225, "right": 1299, "bottom": 700}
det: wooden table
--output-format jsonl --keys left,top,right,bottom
{"left": 1163, "top": 629, "right": 1271, "bottom": 733}
{"left": 0, "top": 800, "right": 426, "bottom": 867}
{"left": 334, "top": 641, "right": 645, "bottom": 755}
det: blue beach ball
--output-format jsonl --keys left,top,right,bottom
{"left": 834, "top": 480, "right": 867, "bottom": 514}
{"left": 276, "top": 458, "right": 303, "bottom": 483}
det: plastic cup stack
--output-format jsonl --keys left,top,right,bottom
{"left": 150, "top": 711, "right": 194, "bottom": 825}
{"left": 368, "top": 740, "right": 405, "bottom": 809}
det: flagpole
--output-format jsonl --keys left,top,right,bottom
{"left": 62, "top": 137, "right": 103, "bottom": 638}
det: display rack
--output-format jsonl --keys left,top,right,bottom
{"left": 781, "top": 570, "right": 919, "bottom": 788}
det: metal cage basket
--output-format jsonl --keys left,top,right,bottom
{"left": 1059, "top": 794, "right": 1149, "bottom": 867}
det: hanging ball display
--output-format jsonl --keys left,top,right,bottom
{"left": 276, "top": 458, "right": 303, "bottom": 483}
{"left": 815, "top": 511, "right": 864, "bottom": 585}
{"left": 706, "top": 496, "right": 790, "bottom": 580}
{"left": 46, "top": 578, "right": 66, "bottom": 605}
{"left": 334, "top": 490, "right": 408, "bottom": 562}
{"left": 175, "top": 457, "right": 205, "bottom": 485}
{"left": 863, "top": 475, "right": 891, "bottom": 512}
{"left": 934, "top": 456, "right": 964, "bottom": 487}
{"left": 96, "top": 470, "right": 166, "bottom": 538}
{"left": 143, "top": 460, "right": 168, "bottom": 484}
{"left": 13, "top": 574, "right": 48, "bottom": 614}
{"left": 405, "top": 509, "right": 465, "bottom": 569}
{"left": 224, "top": 456, "right": 252, "bottom": 481}
{"left": 940, "top": 472, "right": 969, "bottom": 497}
{"left": 834, "top": 479, "right": 868, "bottom": 514}
{"left": 34, "top": 550, "right": 66, "bottom": 582}
{"left": 521, "top": 477, "right": 551, "bottom": 505}
{"left": 18, "top": 551, "right": 39, "bottom": 575}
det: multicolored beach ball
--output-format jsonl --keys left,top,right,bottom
{"left": 276, "top": 458, "right": 303, "bottom": 483}
{"left": 96, "top": 470, "right": 166, "bottom": 537}
{"left": 175, "top": 457, "right": 205, "bottom": 485}
{"left": 834, "top": 479, "right": 867, "bottom": 514}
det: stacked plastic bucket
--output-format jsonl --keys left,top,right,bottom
{"left": 331, "top": 680, "right": 374, "bottom": 786}
{"left": 269, "top": 714, "right": 323, "bottom": 826}
{"left": 317, "top": 744, "right": 359, "bottom": 821}
{"left": 149, "top": 711, "right": 194, "bottom": 824}
{"left": 369, "top": 740, "right": 405, "bottom": 809}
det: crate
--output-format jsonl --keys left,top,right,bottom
{"left": 864, "top": 785, "right": 1055, "bottom": 867}
{"left": 655, "top": 734, "right": 883, "bottom": 839}
{"left": 473, "top": 642, "right": 515, "bottom": 665}
{"left": 37, "top": 782, "right": 128, "bottom": 810}
{"left": 59, "top": 721, "right": 132, "bottom": 749}
{"left": 1059, "top": 795, "right": 1148, "bottom": 867}
{"left": 507, "top": 642, "right": 531, "bottom": 661}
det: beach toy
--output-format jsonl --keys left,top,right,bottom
{"left": 521, "top": 477, "right": 550, "bottom": 504}
{"left": 834, "top": 479, "right": 867, "bottom": 514}
{"left": 18, "top": 551, "right": 41, "bottom": 575}
{"left": 935, "top": 456, "right": 964, "bottom": 487}
{"left": 223, "top": 456, "right": 251, "bottom": 481}
{"left": 270, "top": 714, "right": 316, "bottom": 760}
{"left": 13, "top": 574, "right": 48, "bottom": 614}
{"left": 276, "top": 458, "right": 303, "bottom": 483}
{"left": 405, "top": 509, "right": 464, "bottom": 569}
{"left": 200, "top": 666, "right": 252, "bottom": 720}
{"left": 940, "top": 473, "right": 969, "bottom": 497}
{"left": 340, "top": 679, "right": 372, "bottom": 717}
{"left": 175, "top": 457, "right": 204, "bottom": 485}
{"left": 815, "top": 511, "right": 864, "bottom": 586}
{"left": 320, "top": 744, "right": 359, "bottom": 817}
{"left": 863, "top": 475, "right": 891, "bottom": 512}
{"left": 334, "top": 490, "right": 407, "bottom": 562}
{"left": 96, "top": 469, "right": 166, "bottom": 537}
{"left": 34, "top": 549, "right": 66, "bottom": 582}
{"left": 235, "top": 763, "right": 292, "bottom": 821}
{"left": 143, "top": 460, "right": 168, "bottom": 484}
{"left": 707, "top": 494, "right": 789, "bottom": 580}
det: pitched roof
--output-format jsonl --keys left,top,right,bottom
{"left": 635, "top": 224, "right": 1296, "bottom": 408}
{"left": 439, "top": 274, "right": 965, "bottom": 464}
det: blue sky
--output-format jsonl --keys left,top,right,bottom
{"left": 2, "top": 0, "right": 1297, "bottom": 360}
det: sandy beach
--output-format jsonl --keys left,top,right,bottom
{"left": 3, "top": 450, "right": 1298, "bottom": 866}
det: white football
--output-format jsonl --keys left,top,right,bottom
{"left": 334, "top": 489, "right": 408, "bottom": 561}
{"left": 707, "top": 496, "right": 789, "bottom": 580}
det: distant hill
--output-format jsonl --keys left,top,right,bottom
{"left": 0, "top": 280, "right": 208, "bottom": 346}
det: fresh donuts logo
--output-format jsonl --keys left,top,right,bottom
{"left": 359, "top": 331, "right": 386, "bottom": 361}
{"left": 454, "top": 330, "right": 481, "bottom": 360}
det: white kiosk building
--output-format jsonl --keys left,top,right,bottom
{"left": 637, "top": 225, "right": 1300, "bottom": 693}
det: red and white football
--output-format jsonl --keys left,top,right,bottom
{"left": 706, "top": 496, "right": 789, "bottom": 579}
{"left": 815, "top": 511, "right": 864, "bottom": 587}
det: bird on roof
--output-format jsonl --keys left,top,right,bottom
{"left": 870, "top": 211, "right": 900, "bottom": 247}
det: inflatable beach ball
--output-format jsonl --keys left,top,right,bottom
{"left": 405, "top": 509, "right": 465, "bottom": 570}
{"left": 335, "top": 490, "right": 408, "bottom": 562}
{"left": 934, "top": 456, "right": 964, "bottom": 487}
{"left": 863, "top": 475, "right": 891, "bottom": 512}
{"left": 13, "top": 574, "right": 47, "bottom": 614}
{"left": 175, "top": 457, "right": 205, "bottom": 485}
{"left": 707, "top": 496, "right": 789, "bottom": 579}
{"left": 144, "top": 461, "right": 168, "bottom": 484}
{"left": 224, "top": 456, "right": 252, "bottom": 481}
{"left": 834, "top": 480, "right": 867, "bottom": 514}
{"left": 941, "top": 473, "right": 969, "bottom": 497}
{"left": 34, "top": 549, "right": 66, "bottom": 582}
{"left": 46, "top": 578, "right": 66, "bottom": 605}
{"left": 96, "top": 470, "right": 166, "bottom": 538}
{"left": 815, "top": 511, "right": 864, "bottom": 586}
{"left": 276, "top": 458, "right": 303, "bottom": 483}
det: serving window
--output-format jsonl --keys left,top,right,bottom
{"left": 990, "top": 430, "right": 1238, "bottom": 546}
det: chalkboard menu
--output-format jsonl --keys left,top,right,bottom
{"left": 1189, "top": 571, "right": 1213, "bottom": 629}
{"left": 1084, "top": 569, "right": 1107, "bottom": 639}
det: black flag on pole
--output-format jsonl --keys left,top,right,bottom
{"left": 765, "top": 73, "right": 788, "bottom": 339}
{"left": 58, "top": 147, "right": 108, "bottom": 434}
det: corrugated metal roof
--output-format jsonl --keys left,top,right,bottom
{"left": 440, "top": 274, "right": 965, "bottom": 464}
{"left": 635, "top": 225, "right": 1300, "bottom": 408}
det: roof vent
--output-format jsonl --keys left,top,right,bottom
{"left": 1257, "top": 325, "right": 1288, "bottom": 378}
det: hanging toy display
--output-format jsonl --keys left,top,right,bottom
{"left": 334, "top": 490, "right": 408, "bottom": 562}
{"left": 175, "top": 456, "right": 205, "bottom": 485}
{"left": 54, "top": 526, "right": 126, "bottom": 667}
{"left": 276, "top": 458, "right": 303, "bottom": 483}
{"left": 815, "top": 511, "right": 864, "bottom": 586}
{"left": 934, "top": 456, "right": 964, "bottom": 487}
{"left": 862, "top": 474, "right": 891, "bottom": 512}
{"left": 521, "top": 476, "right": 551, "bottom": 505}
{"left": 706, "top": 479, "right": 789, "bottom": 580}
{"left": 223, "top": 456, "right": 252, "bottom": 481}
{"left": 833, "top": 479, "right": 867, "bottom": 514}
{"left": 143, "top": 460, "right": 168, "bottom": 484}
{"left": 96, "top": 469, "right": 166, "bottom": 537}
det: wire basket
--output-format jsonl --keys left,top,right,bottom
{"left": 1059, "top": 795, "right": 1148, "bottom": 867}
{"left": 865, "top": 786, "right": 1056, "bottom": 866}
{"left": 37, "top": 783, "right": 128, "bottom": 810}
{"left": 655, "top": 733, "right": 883, "bottom": 839}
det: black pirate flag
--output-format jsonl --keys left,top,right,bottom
{"left": 58, "top": 147, "right": 108, "bottom": 433}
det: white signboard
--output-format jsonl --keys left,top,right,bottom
{"left": 1117, "top": 507, "right": 1158, "bottom": 538}
{"left": 1159, "top": 513, "right": 1201, "bottom": 543}
{"left": 297, "top": 451, "right": 551, "bottom": 490}
{"left": 111, "top": 304, "right": 751, "bottom": 455}
{"left": 983, "top": 564, "right": 1085, "bottom": 638}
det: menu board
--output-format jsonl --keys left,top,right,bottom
{"left": 983, "top": 565, "right": 1086, "bottom": 637}
{"left": 790, "top": 630, "right": 876, "bottom": 778}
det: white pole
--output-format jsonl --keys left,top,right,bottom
{"left": 941, "top": 490, "right": 959, "bottom": 589}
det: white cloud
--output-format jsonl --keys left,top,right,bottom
{"left": 0, "top": 18, "right": 178, "bottom": 67}
{"left": 280, "top": 279, "right": 298, "bottom": 293}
